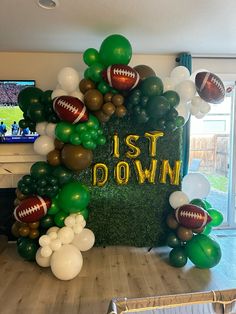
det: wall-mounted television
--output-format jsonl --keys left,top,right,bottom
{"left": 0, "top": 80, "right": 38, "bottom": 143}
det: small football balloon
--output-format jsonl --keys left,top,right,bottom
{"left": 53, "top": 96, "right": 88, "bottom": 124}
{"left": 14, "top": 196, "right": 51, "bottom": 223}
{"left": 195, "top": 71, "right": 225, "bottom": 104}
{"left": 102, "top": 64, "right": 140, "bottom": 91}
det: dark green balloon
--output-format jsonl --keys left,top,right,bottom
{"left": 147, "top": 96, "right": 170, "bottom": 118}
{"left": 22, "top": 174, "right": 33, "bottom": 185}
{"left": 140, "top": 76, "right": 163, "bottom": 97}
{"left": 54, "top": 210, "right": 68, "bottom": 227}
{"left": 165, "top": 120, "right": 176, "bottom": 132}
{"left": 163, "top": 90, "right": 180, "bottom": 108}
{"left": 41, "top": 90, "right": 53, "bottom": 105}
{"left": 52, "top": 166, "right": 73, "bottom": 186}
{"left": 176, "top": 116, "right": 185, "bottom": 127}
{"left": 17, "top": 238, "right": 38, "bottom": 261}
{"left": 167, "top": 108, "right": 178, "bottom": 121}
{"left": 83, "top": 48, "right": 100, "bottom": 66}
{"left": 58, "top": 181, "right": 90, "bottom": 213}
{"left": 18, "top": 87, "right": 43, "bottom": 113}
{"left": 30, "top": 161, "right": 52, "bottom": 179}
{"left": 28, "top": 120, "right": 36, "bottom": 132}
{"left": 19, "top": 119, "right": 29, "bottom": 129}
{"left": 55, "top": 122, "right": 75, "bottom": 143}
{"left": 207, "top": 209, "right": 224, "bottom": 227}
{"left": 135, "top": 109, "right": 149, "bottom": 124}
{"left": 40, "top": 215, "right": 55, "bottom": 229}
{"left": 185, "top": 234, "right": 222, "bottom": 268}
{"left": 27, "top": 102, "right": 46, "bottom": 122}
{"left": 169, "top": 247, "right": 188, "bottom": 268}
{"left": 99, "top": 34, "right": 132, "bottom": 67}
{"left": 79, "top": 208, "right": 89, "bottom": 221}
{"left": 166, "top": 232, "right": 181, "bottom": 248}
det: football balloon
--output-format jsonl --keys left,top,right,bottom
{"left": 174, "top": 204, "right": 212, "bottom": 229}
{"left": 102, "top": 64, "right": 140, "bottom": 91}
{"left": 53, "top": 96, "right": 88, "bottom": 124}
{"left": 195, "top": 71, "right": 225, "bottom": 104}
{"left": 14, "top": 196, "right": 51, "bottom": 223}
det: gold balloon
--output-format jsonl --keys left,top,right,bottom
{"left": 133, "top": 159, "right": 157, "bottom": 184}
{"left": 125, "top": 135, "right": 141, "bottom": 159}
{"left": 113, "top": 134, "right": 120, "bottom": 158}
{"left": 166, "top": 213, "right": 179, "bottom": 230}
{"left": 112, "top": 94, "right": 124, "bottom": 106}
{"left": 84, "top": 89, "right": 103, "bottom": 111}
{"left": 28, "top": 221, "right": 40, "bottom": 229}
{"left": 29, "top": 229, "right": 40, "bottom": 239}
{"left": 103, "top": 92, "right": 113, "bottom": 103}
{"left": 19, "top": 226, "right": 30, "bottom": 237}
{"left": 79, "top": 78, "right": 96, "bottom": 94}
{"left": 177, "top": 226, "right": 193, "bottom": 242}
{"left": 92, "top": 163, "right": 108, "bottom": 187}
{"left": 145, "top": 131, "right": 164, "bottom": 157}
{"left": 115, "top": 105, "right": 127, "bottom": 118}
{"left": 47, "top": 149, "right": 62, "bottom": 166}
{"left": 102, "top": 102, "right": 116, "bottom": 116}
{"left": 61, "top": 144, "right": 93, "bottom": 171}
{"left": 114, "top": 161, "right": 130, "bottom": 185}
{"left": 11, "top": 222, "right": 21, "bottom": 238}
{"left": 159, "top": 160, "right": 181, "bottom": 185}
{"left": 94, "top": 110, "right": 110, "bottom": 123}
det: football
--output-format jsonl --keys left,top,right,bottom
{"left": 102, "top": 64, "right": 140, "bottom": 91}
{"left": 14, "top": 196, "right": 51, "bottom": 223}
{"left": 195, "top": 71, "right": 225, "bottom": 104}
{"left": 53, "top": 96, "right": 89, "bottom": 124}
{"left": 174, "top": 204, "right": 212, "bottom": 229}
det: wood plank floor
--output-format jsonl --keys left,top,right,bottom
{"left": 0, "top": 230, "right": 236, "bottom": 314}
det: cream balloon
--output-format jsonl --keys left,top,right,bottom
{"left": 36, "top": 122, "right": 48, "bottom": 135}
{"left": 57, "top": 67, "right": 80, "bottom": 93}
{"left": 41, "top": 246, "right": 53, "bottom": 258}
{"left": 182, "top": 173, "right": 211, "bottom": 200}
{"left": 39, "top": 235, "right": 51, "bottom": 247}
{"left": 57, "top": 226, "right": 74, "bottom": 244}
{"left": 46, "top": 226, "right": 59, "bottom": 235}
{"left": 51, "top": 88, "right": 68, "bottom": 99}
{"left": 36, "top": 248, "right": 51, "bottom": 267}
{"left": 169, "top": 191, "right": 189, "bottom": 209}
{"left": 72, "top": 228, "right": 95, "bottom": 252}
{"left": 50, "top": 239, "right": 62, "bottom": 251}
{"left": 33, "top": 135, "right": 55, "bottom": 156}
{"left": 50, "top": 244, "right": 83, "bottom": 280}
{"left": 70, "top": 89, "right": 84, "bottom": 101}
{"left": 45, "top": 123, "right": 56, "bottom": 138}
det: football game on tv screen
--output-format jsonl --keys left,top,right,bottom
{"left": 0, "top": 80, "right": 38, "bottom": 143}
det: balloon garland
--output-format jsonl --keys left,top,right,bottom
{"left": 11, "top": 34, "right": 226, "bottom": 279}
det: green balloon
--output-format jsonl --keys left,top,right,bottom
{"left": 207, "top": 209, "right": 224, "bottom": 227}
{"left": 17, "top": 238, "right": 38, "bottom": 261}
{"left": 186, "top": 234, "right": 222, "bottom": 268}
{"left": 69, "top": 133, "right": 82, "bottom": 145}
{"left": 176, "top": 116, "right": 185, "bottom": 127}
{"left": 190, "top": 198, "right": 208, "bottom": 210}
{"left": 202, "top": 224, "right": 212, "bottom": 235}
{"left": 54, "top": 210, "right": 68, "bottom": 227}
{"left": 83, "top": 48, "right": 100, "bottom": 66}
{"left": 18, "top": 87, "right": 43, "bottom": 113}
{"left": 169, "top": 247, "right": 188, "bottom": 268}
{"left": 140, "top": 76, "right": 163, "bottom": 97}
{"left": 55, "top": 122, "right": 75, "bottom": 143}
{"left": 97, "top": 81, "right": 110, "bottom": 94}
{"left": 203, "top": 199, "right": 213, "bottom": 210}
{"left": 87, "top": 115, "right": 100, "bottom": 130}
{"left": 75, "top": 123, "right": 88, "bottom": 134}
{"left": 99, "top": 34, "right": 132, "bottom": 67}
{"left": 163, "top": 90, "right": 180, "bottom": 108}
{"left": 167, "top": 232, "right": 181, "bottom": 248}
{"left": 58, "top": 181, "right": 90, "bottom": 213}
{"left": 79, "top": 208, "right": 89, "bottom": 221}
{"left": 147, "top": 96, "right": 170, "bottom": 118}
{"left": 83, "top": 139, "right": 97, "bottom": 150}
{"left": 47, "top": 198, "right": 60, "bottom": 215}
{"left": 96, "top": 135, "right": 106, "bottom": 145}
{"left": 30, "top": 161, "right": 51, "bottom": 179}
{"left": 88, "top": 63, "right": 104, "bottom": 82}
{"left": 52, "top": 166, "right": 73, "bottom": 186}
{"left": 40, "top": 214, "right": 55, "bottom": 229}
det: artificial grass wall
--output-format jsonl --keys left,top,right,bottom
{"left": 77, "top": 116, "right": 182, "bottom": 247}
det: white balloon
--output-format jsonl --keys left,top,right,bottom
{"left": 39, "top": 235, "right": 51, "bottom": 247}
{"left": 45, "top": 123, "right": 56, "bottom": 138}
{"left": 41, "top": 245, "right": 53, "bottom": 257}
{"left": 182, "top": 172, "right": 211, "bottom": 200}
{"left": 50, "top": 239, "right": 62, "bottom": 251}
{"left": 194, "top": 111, "right": 206, "bottom": 119}
{"left": 33, "top": 135, "right": 55, "bottom": 155}
{"left": 162, "top": 77, "right": 177, "bottom": 92}
{"left": 36, "top": 122, "right": 48, "bottom": 135}
{"left": 51, "top": 88, "right": 68, "bottom": 99}
{"left": 70, "top": 89, "right": 84, "bottom": 101}
{"left": 50, "top": 244, "right": 83, "bottom": 280}
{"left": 199, "top": 101, "right": 211, "bottom": 114}
{"left": 169, "top": 191, "right": 189, "bottom": 209}
{"left": 170, "top": 66, "right": 190, "bottom": 84}
{"left": 72, "top": 228, "right": 95, "bottom": 251}
{"left": 191, "top": 96, "right": 203, "bottom": 108}
{"left": 57, "top": 227, "right": 74, "bottom": 244}
{"left": 57, "top": 67, "right": 80, "bottom": 93}
{"left": 46, "top": 226, "right": 59, "bottom": 235}
{"left": 175, "top": 80, "right": 196, "bottom": 102}
{"left": 176, "top": 101, "right": 190, "bottom": 122}
{"left": 36, "top": 248, "right": 51, "bottom": 267}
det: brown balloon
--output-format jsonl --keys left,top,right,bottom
{"left": 94, "top": 110, "right": 110, "bottom": 123}
{"left": 15, "top": 188, "right": 28, "bottom": 201}
{"left": 11, "top": 222, "right": 21, "bottom": 238}
{"left": 112, "top": 94, "right": 124, "bottom": 106}
{"left": 19, "top": 226, "right": 30, "bottom": 237}
{"left": 54, "top": 138, "right": 65, "bottom": 150}
{"left": 79, "top": 78, "right": 96, "bottom": 94}
{"left": 29, "top": 229, "right": 40, "bottom": 239}
{"left": 103, "top": 92, "right": 113, "bottom": 103}
{"left": 115, "top": 105, "right": 127, "bottom": 118}
{"left": 166, "top": 213, "right": 179, "bottom": 229}
{"left": 177, "top": 226, "right": 193, "bottom": 242}
{"left": 14, "top": 198, "right": 21, "bottom": 207}
{"left": 47, "top": 149, "right": 62, "bottom": 166}
{"left": 133, "top": 64, "right": 156, "bottom": 80}
{"left": 28, "top": 221, "right": 40, "bottom": 229}
{"left": 102, "top": 102, "right": 116, "bottom": 116}
{"left": 84, "top": 89, "right": 103, "bottom": 111}
{"left": 61, "top": 144, "right": 93, "bottom": 171}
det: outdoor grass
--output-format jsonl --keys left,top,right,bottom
{"left": 0, "top": 106, "right": 23, "bottom": 134}
{"left": 205, "top": 174, "right": 228, "bottom": 193}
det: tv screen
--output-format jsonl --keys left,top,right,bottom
{"left": 0, "top": 80, "right": 38, "bottom": 143}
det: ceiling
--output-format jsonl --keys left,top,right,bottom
{"left": 1, "top": 0, "right": 236, "bottom": 56}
